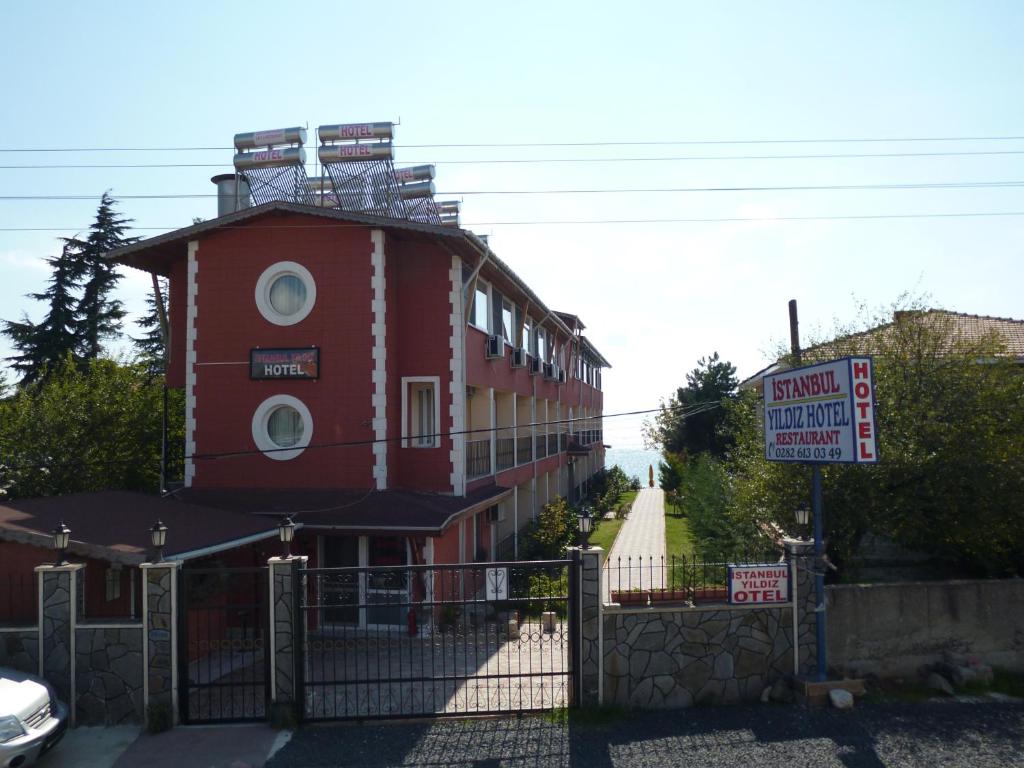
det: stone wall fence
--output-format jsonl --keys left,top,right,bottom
{"left": 0, "top": 560, "right": 179, "bottom": 729}
{"left": 577, "top": 543, "right": 820, "bottom": 709}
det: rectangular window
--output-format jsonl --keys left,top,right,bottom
{"left": 473, "top": 281, "right": 489, "bottom": 330}
{"left": 408, "top": 381, "right": 437, "bottom": 447}
{"left": 522, "top": 316, "right": 532, "bottom": 352}
{"left": 536, "top": 328, "right": 546, "bottom": 362}
{"left": 502, "top": 299, "right": 514, "bottom": 344}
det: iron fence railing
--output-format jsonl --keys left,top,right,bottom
{"left": 495, "top": 437, "right": 515, "bottom": 472}
{"left": 606, "top": 553, "right": 782, "bottom": 605}
{"left": 466, "top": 439, "right": 492, "bottom": 478}
{"left": 516, "top": 435, "right": 532, "bottom": 466}
{"left": 0, "top": 574, "right": 37, "bottom": 625}
{"left": 535, "top": 434, "right": 547, "bottom": 459}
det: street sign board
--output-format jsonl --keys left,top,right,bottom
{"left": 763, "top": 356, "right": 878, "bottom": 464}
{"left": 728, "top": 563, "right": 791, "bottom": 605}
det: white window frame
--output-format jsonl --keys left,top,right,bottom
{"left": 251, "top": 394, "right": 314, "bottom": 460}
{"left": 471, "top": 279, "right": 491, "bottom": 332}
{"left": 501, "top": 298, "right": 514, "bottom": 346}
{"left": 401, "top": 376, "right": 442, "bottom": 448}
{"left": 254, "top": 261, "right": 317, "bottom": 326}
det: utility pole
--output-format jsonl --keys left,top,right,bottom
{"left": 788, "top": 298, "right": 827, "bottom": 681}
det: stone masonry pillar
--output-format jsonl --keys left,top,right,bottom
{"left": 269, "top": 555, "right": 308, "bottom": 722}
{"left": 35, "top": 563, "right": 84, "bottom": 725}
{"left": 784, "top": 539, "right": 818, "bottom": 678}
{"left": 141, "top": 561, "right": 180, "bottom": 728}
{"left": 570, "top": 545, "right": 603, "bottom": 708}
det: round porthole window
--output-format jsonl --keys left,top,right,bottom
{"left": 252, "top": 395, "right": 313, "bottom": 460}
{"left": 255, "top": 261, "right": 316, "bottom": 326}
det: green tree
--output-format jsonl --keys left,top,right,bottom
{"left": 2, "top": 241, "right": 85, "bottom": 384}
{"left": 0, "top": 356, "right": 181, "bottom": 499}
{"left": 132, "top": 276, "right": 168, "bottom": 378}
{"left": 522, "top": 497, "right": 576, "bottom": 558}
{"left": 725, "top": 302, "right": 1024, "bottom": 577}
{"left": 74, "top": 192, "right": 138, "bottom": 360}
{"left": 2, "top": 194, "right": 138, "bottom": 384}
{"left": 645, "top": 352, "right": 738, "bottom": 460}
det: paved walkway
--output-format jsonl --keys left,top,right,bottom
{"left": 604, "top": 487, "right": 666, "bottom": 597}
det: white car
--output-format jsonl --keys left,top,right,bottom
{"left": 0, "top": 667, "right": 67, "bottom": 768}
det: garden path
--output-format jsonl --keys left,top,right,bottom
{"left": 602, "top": 487, "right": 666, "bottom": 599}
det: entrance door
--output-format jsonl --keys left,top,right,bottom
{"left": 322, "top": 536, "right": 359, "bottom": 625}
{"left": 366, "top": 536, "right": 409, "bottom": 627}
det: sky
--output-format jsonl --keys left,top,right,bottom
{"left": 1, "top": 1, "right": 1022, "bottom": 448}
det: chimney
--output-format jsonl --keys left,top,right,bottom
{"left": 211, "top": 174, "right": 251, "bottom": 216}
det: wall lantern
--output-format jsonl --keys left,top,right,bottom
{"left": 577, "top": 507, "right": 593, "bottom": 549}
{"left": 52, "top": 520, "right": 71, "bottom": 566}
{"left": 150, "top": 520, "right": 168, "bottom": 563}
{"left": 279, "top": 516, "right": 296, "bottom": 558}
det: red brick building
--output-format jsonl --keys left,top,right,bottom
{"left": 107, "top": 199, "right": 608, "bottom": 575}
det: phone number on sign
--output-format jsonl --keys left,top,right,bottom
{"left": 768, "top": 445, "right": 843, "bottom": 460}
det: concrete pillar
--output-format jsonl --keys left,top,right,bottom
{"left": 784, "top": 539, "right": 818, "bottom": 678}
{"left": 269, "top": 555, "right": 308, "bottom": 721}
{"left": 141, "top": 561, "right": 180, "bottom": 728}
{"left": 35, "top": 563, "right": 84, "bottom": 724}
{"left": 570, "top": 546, "right": 603, "bottom": 708}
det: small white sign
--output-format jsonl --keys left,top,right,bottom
{"left": 485, "top": 567, "right": 508, "bottom": 601}
{"left": 728, "top": 563, "right": 791, "bottom": 605}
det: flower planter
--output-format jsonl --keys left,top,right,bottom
{"left": 611, "top": 590, "right": 650, "bottom": 605}
{"left": 648, "top": 589, "right": 690, "bottom": 603}
{"left": 692, "top": 587, "right": 729, "bottom": 603}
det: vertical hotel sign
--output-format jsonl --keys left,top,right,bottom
{"left": 764, "top": 356, "right": 878, "bottom": 464}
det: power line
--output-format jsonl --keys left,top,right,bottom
{"left": 0, "top": 401, "right": 721, "bottom": 473}
{"left": 4, "top": 179, "right": 1024, "bottom": 201}
{"left": 5, "top": 148, "right": 1024, "bottom": 170}
{"left": 2, "top": 133, "right": 1024, "bottom": 152}
{"left": 3, "top": 210, "right": 1024, "bottom": 233}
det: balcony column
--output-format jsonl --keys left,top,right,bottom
{"left": 488, "top": 387, "right": 496, "bottom": 475}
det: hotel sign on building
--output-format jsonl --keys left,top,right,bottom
{"left": 763, "top": 356, "right": 878, "bottom": 464}
{"left": 250, "top": 348, "right": 320, "bottom": 380}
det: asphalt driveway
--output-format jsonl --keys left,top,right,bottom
{"left": 268, "top": 700, "right": 1024, "bottom": 768}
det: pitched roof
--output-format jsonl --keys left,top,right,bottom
{"left": 0, "top": 491, "right": 280, "bottom": 565}
{"left": 0, "top": 485, "right": 514, "bottom": 565}
{"left": 175, "top": 485, "right": 512, "bottom": 534}
{"left": 740, "top": 309, "right": 1024, "bottom": 390}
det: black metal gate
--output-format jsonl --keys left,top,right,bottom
{"left": 297, "top": 558, "right": 578, "bottom": 721}
{"left": 178, "top": 566, "right": 270, "bottom": 723}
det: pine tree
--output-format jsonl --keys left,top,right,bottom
{"left": 133, "top": 276, "right": 168, "bottom": 377}
{"left": 2, "top": 239, "right": 85, "bottom": 384}
{"left": 74, "top": 192, "right": 139, "bottom": 360}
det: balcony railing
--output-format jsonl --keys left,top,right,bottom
{"left": 559, "top": 432, "right": 568, "bottom": 453}
{"left": 547, "top": 434, "right": 558, "bottom": 456}
{"left": 495, "top": 437, "right": 515, "bottom": 472}
{"left": 535, "top": 434, "right": 547, "bottom": 459}
{"left": 517, "top": 435, "right": 532, "bottom": 465}
{"left": 466, "top": 439, "right": 492, "bottom": 479}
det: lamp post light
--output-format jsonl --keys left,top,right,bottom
{"left": 577, "top": 507, "right": 593, "bottom": 549}
{"left": 279, "top": 516, "right": 296, "bottom": 559}
{"left": 150, "top": 520, "right": 168, "bottom": 563}
{"left": 795, "top": 506, "right": 810, "bottom": 540}
{"left": 52, "top": 520, "right": 71, "bottom": 566}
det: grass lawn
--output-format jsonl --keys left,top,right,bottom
{"left": 588, "top": 516, "right": 624, "bottom": 551}
{"left": 663, "top": 495, "right": 697, "bottom": 589}
{"left": 587, "top": 489, "right": 640, "bottom": 552}
{"left": 664, "top": 498, "right": 696, "bottom": 559}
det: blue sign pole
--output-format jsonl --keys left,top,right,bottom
{"left": 812, "top": 464, "right": 827, "bottom": 681}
